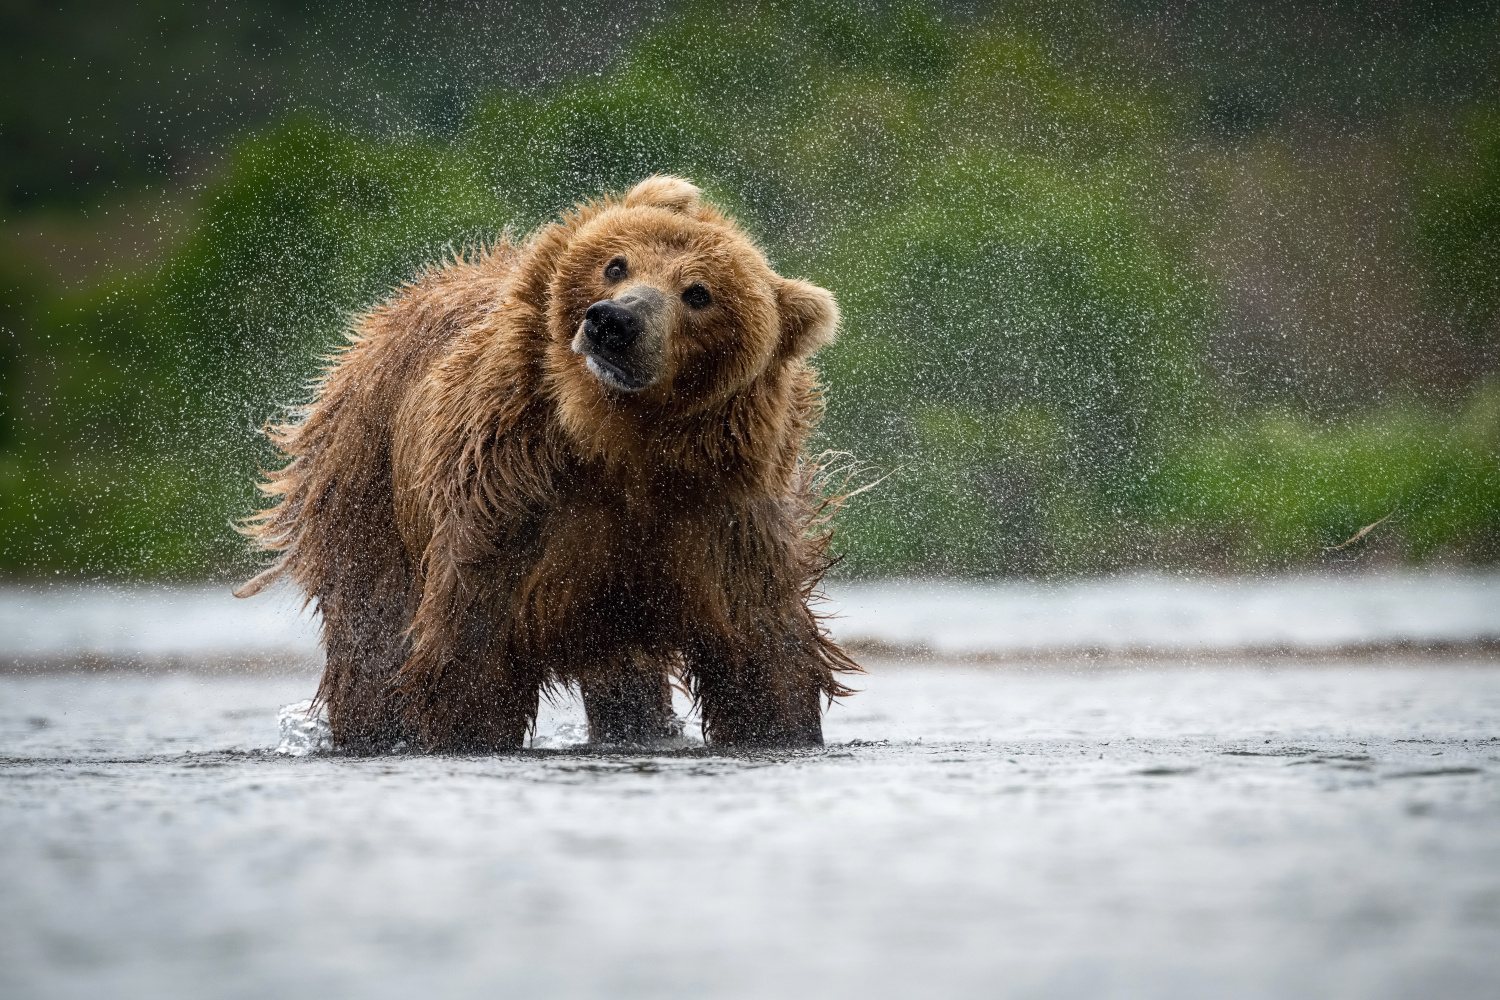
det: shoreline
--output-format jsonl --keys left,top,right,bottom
{"left": 5, "top": 638, "right": 1499, "bottom": 676}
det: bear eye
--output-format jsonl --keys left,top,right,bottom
{"left": 682, "top": 283, "right": 712, "bottom": 310}
{"left": 604, "top": 257, "right": 628, "bottom": 281}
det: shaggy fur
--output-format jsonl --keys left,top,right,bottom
{"left": 238, "top": 176, "right": 859, "bottom": 752}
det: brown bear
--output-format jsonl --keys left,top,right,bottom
{"left": 237, "top": 175, "right": 859, "bottom": 752}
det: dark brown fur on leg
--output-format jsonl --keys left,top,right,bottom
{"left": 691, "top": 660, "right": 825, "bottom": 748}
{"left": 686, "top": 626, "right": 828, "bottom": 748}
{"left": 392, "top": 594, "right": 546, "bottom": 751}
{"left": 579, "top": 653, "right": 679, "bottom": 744}
{"left": 308, "top": 476, "right": 417, "bottom": 753}
{"left": 318, "top": 577, "right": 412, "bottom": 753}
{"left": 397, "top": 653, "right": 541, "bottom": 752}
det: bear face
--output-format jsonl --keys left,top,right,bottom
{"left": 559, "top": 210, "right": 778, "bottom": 398}
{"left": 542, "top": 177, "right": 840, "bottom": 462}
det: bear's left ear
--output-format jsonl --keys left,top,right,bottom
{"left": 777, "top": 278, "right": 840, "bottom": 360}
{"left": 624, "top": 175, "right": 702, "bottom": 214}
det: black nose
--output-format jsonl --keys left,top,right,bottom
{"left": 583, "top": 300, "right": 640, "bottom": 354}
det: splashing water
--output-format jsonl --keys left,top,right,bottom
{"left": 275, "top": 699, "right": 333, "bottom": 756}
{"left": 276, "top": 694, "right": 699, "bottom": 753}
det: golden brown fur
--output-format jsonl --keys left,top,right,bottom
{"left": 238, "top": 176, "right": 859, "bottom": 752}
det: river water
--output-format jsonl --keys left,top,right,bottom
{"left": 3, "top": 569, "right": 1497, "bottom": 661}
{"left": 2, "top": 573, "right": 1498, "bottom": 999}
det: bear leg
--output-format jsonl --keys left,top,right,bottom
{"left": 318, "top": 571, "right": 415, "bottom": 754}
{"left": 580, "top": 653, "right": 679, "bottom": 745}
{"left": 322, "top": 627, "right": 409, "bottom": 754}
{"left": 400, "top": 657, "right": 543, "bottom": 753}
{"left": 686, "top": 640, "right": 825, "bottom": 748}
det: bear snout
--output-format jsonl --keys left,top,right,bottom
{"left": 583, "top": 300, "right": 641, "bottom": 354}
{"left": 574, "top": 289, "right": 670, "bottom": 393}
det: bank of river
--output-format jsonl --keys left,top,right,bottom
{"left": 3, "top": 569, "right": 1498, "bottom": 665}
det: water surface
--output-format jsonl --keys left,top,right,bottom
{"left": 3, "top": 660, "right": 1498, "bottom": 1000}
{"left": 4, "top": 569, "right": 1497, "bottom": 661}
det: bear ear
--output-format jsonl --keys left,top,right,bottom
{"left": 777, "top": 278, "right": 840, "bottom": 360}
{"left": 624, "top": 175, "right": 703, "bottom": 215}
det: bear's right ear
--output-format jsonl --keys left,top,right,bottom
{"left": 777, "top": 278, "right": 840, "bottom": 360}
{"left": 624, "top": 175, "right": 703, "bottom": 215}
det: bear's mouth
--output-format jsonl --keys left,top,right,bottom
{"left": 583, "top": 353, "right": 649, "bottom": 393}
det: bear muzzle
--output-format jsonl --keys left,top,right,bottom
{"left": 572, "top": 288, "right": 669, "bottom": 393}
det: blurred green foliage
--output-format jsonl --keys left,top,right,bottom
{"left": 2, "top": 1, "right": 1498, "bottom": 578}
{"left": 1415, "top": 105, "right": 1500, "bottom": 342}
{"left": 1149, "top": 385, "right": 1500, "bottom": 567}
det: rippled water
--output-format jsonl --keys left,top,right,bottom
{"left": 3, "top": 658, "right": 1498, "bottom": 1000}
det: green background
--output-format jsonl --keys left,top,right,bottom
{"left": 2, "top": 1, "right": 1497, "bottom": 579}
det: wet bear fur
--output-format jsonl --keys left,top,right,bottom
{"left": 238, "top": 176, "right": 859, "bottom": 752}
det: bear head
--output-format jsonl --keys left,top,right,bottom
{"left": 540, "top": 176, "right": 838, "bottom": 464}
